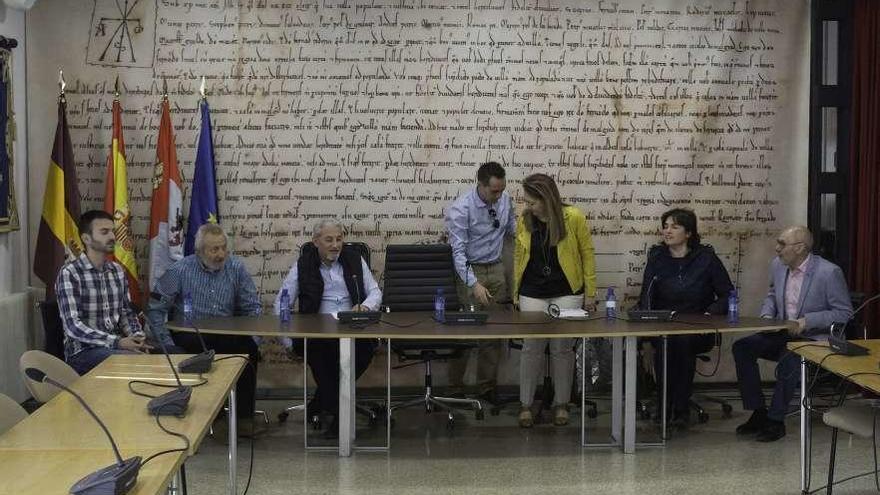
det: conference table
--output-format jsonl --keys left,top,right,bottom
{"left": 790, "top": 339, "right": 880, "bottom": 494}
{"left": 0, "top": 354, "right": 245, "bottom": 495}
{"left": 173, "top": 311, "right": 792, "bottom": 456}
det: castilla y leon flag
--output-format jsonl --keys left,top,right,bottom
{"left": 184, "top": 98, "right": 220, "bottom": 256}
{"left": 148, "top": 97, "right": 184, "bottom": 291}
{"left": 104, "top": 97, "right": 142, "bottom": 306}
{"left": 34, "top": 98, "right": 82, "bottom": 300}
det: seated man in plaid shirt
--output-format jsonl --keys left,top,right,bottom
{"left": 56, "top": 210, "right": 152, "bottom": 374}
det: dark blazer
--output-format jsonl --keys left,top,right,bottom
{"left": 638, "top": 244, "right": 734, "bottom": 315}
{"left": 759, "top": 255, "right": 852, "bottom": 336}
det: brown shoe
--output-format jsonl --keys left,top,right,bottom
{"left": 553, "top": 405, "right": 570, "bottom": 426}
{"left": 518, "top": 407, "right": 534, "bottom": 428}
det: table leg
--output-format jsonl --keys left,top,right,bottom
{"left": 800, "top": 357, "right": 809, "bottom": 493}
{"left": 227, "top": 388, "right": 237, "bottom": 495}
{"left": 624, "top": 335, "right": 637, "bottom": 454}
{"left": 338, "top": 337, "right": 355, "bottom": 457}
{"left": 611, "top": 336, "right": 623, "bottom": 444}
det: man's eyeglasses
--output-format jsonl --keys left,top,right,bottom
{"left": 488, "top": 208, "right": 500, "bottom": 229}
{"left": 776, "top": 240, "right": 804, "bottom": 248}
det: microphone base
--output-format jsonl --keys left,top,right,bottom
{"left": 147, "top": 386, "right": 192, "bottom": 417}
{"left": 338, "top": 311, "right": 381, "bottom": 326}
{"left": 437, "top": 312, "right": 488, "bottom": 326}
{"left": 627, "top": 310, "right": 676, "bottom": 322}
{"left": 178, "top": 350, "right": 214, "bottom": 374}
{"left": 70, "top": 456, "right": 141, "bottom": 495}
{"left": 828, "top": 335, "right": 870, "bottom": 356}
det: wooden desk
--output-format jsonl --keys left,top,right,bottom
{"left": 0, "top": 449, "right": 184, "bottom": 495}
{"left": 789, "top": 339, "right": 880, "bottom": 493}
{"left": 0, "top": 354, "right": 245, "bottom": 495}
{"left": 174, "top": 312, "right": 790, "bottom": 456}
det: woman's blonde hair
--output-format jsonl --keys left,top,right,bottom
{"left": 522, "top": 173, "right": 567, "bottom": 246}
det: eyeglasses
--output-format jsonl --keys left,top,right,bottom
{"left": 776, "top": 240, "right": 804, "bottom": 248}
{"left": 488, "top": 208, "right": 500, "bottom": 229}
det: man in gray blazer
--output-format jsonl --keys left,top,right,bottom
{"left": 733, "top": 226, "right": 852, "bottom": 442}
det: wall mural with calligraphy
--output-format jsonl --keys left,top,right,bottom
{"left": 27, "top": 0, "right": 809, "bottom": 380}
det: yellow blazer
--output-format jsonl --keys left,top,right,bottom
{"left": 513, "top": 205, "right": 597, "bottom": 303}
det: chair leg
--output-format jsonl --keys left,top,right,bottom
{"left": 827, "top": 427, "right": 839, "bottom": 495}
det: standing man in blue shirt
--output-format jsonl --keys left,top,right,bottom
{"left": 445, "top": 162, "right": 517, "bottom": 401}
{"left": 57, "top": 210, "right": 152, "bottom": 374}
{"left": 275, "top": 218, "right": 382, "bottom": 437}
{"left": 148, "top": 223, "right": 262, "bottom": 431}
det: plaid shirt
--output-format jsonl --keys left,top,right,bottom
{"left": 55, "top": 253, "right": 143, "bottom": 359}
{"left": 147, "top": 254, "right": 262, "bottom": 348}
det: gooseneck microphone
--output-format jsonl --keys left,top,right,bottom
{"left": 338, "top": 272, "right": 380, "bottom": 326}
{"left": 147, "top": 339, "right": 193, "bottom": 417}
{"left": 644, "top": 275, "right": 659, "bottom": 311}
{"left": 177, "top": 322, "right": 215, "bottom": 374}
{"left": 828, "top": 293, "right": 880, "bottom": 357}
{"left": 25, "top": 368, "right": 142, "bottom": 495}
{"left": 628, "top": 275, "right": 675, "bottom": 322}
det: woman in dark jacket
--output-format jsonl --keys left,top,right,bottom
{"left": 639, "top": 208, "right": 734, "bottom": 425}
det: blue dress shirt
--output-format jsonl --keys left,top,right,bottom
{"left": 445, "top": 187, "right": 516, "bottom": 286}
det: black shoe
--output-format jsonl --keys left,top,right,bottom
{"left": 479, "top": 389, "right": 499, "bottom": 406}
{"left": 736, "top": 408, "right": 768, "bottom": 435}
{"left": 756, "top": 420, "right": 786, "bottom": 442}
{"left": 323, "top": 416, "right": 339, "bottom": 440}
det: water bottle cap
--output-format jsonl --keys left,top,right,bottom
{"left": 281, "top": 288, "right": 289, "bottom": 296}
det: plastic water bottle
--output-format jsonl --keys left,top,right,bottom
{"left": 728, "top": 289, "right": 739, "bottom": 324}
{"left": 605, "top": 287, "right": 617, "bottom": 321}
{"left": 183, "top": 292, "right": 194, "bottom": 326}
{"left": 279, "top": 288, "right": 291, "bottom": 324}
{"left": 434, "top": 288, "right": 446, "bottom": 322}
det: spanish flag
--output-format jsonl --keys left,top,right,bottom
{"left": 33, "top": 98, "right": 82, "bottom": 300}
{"left": 148, "top": 97, "right": 184, "bottom": 290}
{"left": 104, "top": 97, "right": 142, "bottom": 306}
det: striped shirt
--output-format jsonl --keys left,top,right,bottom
{"left": 147, "top": 254, "right": 262, "bottom": 348}
{"left": 55, "top": 253, "right": 144, "bottom": 359}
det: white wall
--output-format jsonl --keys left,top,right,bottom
{"left": 0, "top": 4, "right": 31, "bottom": 401}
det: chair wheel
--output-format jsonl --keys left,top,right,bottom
{"left": 310, "top": 415, "right": 322, "bottom": 430}
{"left": 277, "top": 411, "right": 289, "bottom": 423}
{"left": 475, "top": 409, "right": 485, "bottom": 420}
{"left": 722, "top": 404, "right": 733, "bottom": 418}
{"left": 587, "top": 407, "right": 598, "bottom": 419}
{"left": 698, "top": 412, "right": 709, "bottom": 423}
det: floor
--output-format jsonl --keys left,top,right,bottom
{"left": 178, "top": 391, "right": 880, "bottom": 495}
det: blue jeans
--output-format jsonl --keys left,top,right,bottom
{"left": 733, "top": 331, "right": 800, "bottom": 421}
{"left": 67, "top": 347, "right": 138, "bottom": 375}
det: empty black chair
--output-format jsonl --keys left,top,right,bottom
{"left": 39, "top": 300, "right": 65, "bottom": 360}
{"left": 383, "top": 244, "right": 484, "bottom": 429}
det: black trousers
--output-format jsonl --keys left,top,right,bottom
{"left": 171, "top": 331, "right": 258, "bottom": 419}
{"left": 653, "top": 333, "right": 716, "bottom": 416}
{"left": 293, "top": 338, "right": 376, "bottom": 415}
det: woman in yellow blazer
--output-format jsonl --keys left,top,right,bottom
{"left": 514, "top": 173, "right": 597, "bottom": 427}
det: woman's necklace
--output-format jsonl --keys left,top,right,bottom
{"left": 539, "top": 225, "right": 551, "bottom": 277}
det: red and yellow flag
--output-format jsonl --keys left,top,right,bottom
{"left": 104, "top": 98, "right": 142, "bottom": 306}
{"left": 148, "top": 97, "right": 184, "bottom": 290}
{"left": 34, "top": 98, "right": 82, "bottom": 300}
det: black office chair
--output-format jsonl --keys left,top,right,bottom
{"left": 383, "top": 244, "right": 484, "bottom": 430}
{"left": 39, "top": 300, "right": 65, "bottom": 360}
{"left": 277, "top": 241, "right": 380, "bottom": 428}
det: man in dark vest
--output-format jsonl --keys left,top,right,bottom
{"left": 275, "top": 218, "right": 381, "bottom": 437}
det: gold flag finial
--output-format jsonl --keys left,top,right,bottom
{"left": 114, "top": 75, "right": 120, "bottom": 98}
{"left": 58, "top": 69, "right": 66, "bottom": 95}
{"left": 162, "top": 76, "right": 168, "bottom": 100}
{"left": 199, "top": 76, "right": 206, "bottom": 99}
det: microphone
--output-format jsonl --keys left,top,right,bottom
{"left": 628, "top": 275, "right": 675, "bottom": 322}
{"left": 177, "top": 322, "right": 215, "bottom": 374}
{"left": 644, "top": 275, "right": 658, "bottom": 310}
{"left": 146, "top": 338, "right": 192, "bottom": 416}
{"left": 338, "top": 272, "right": 380, "bottom": 326}
{"left": 464, "top": 261, "right": 475, "bottom": 312}
{"left": 828, "top": 293, "right": 880, "bottom": 357}
{"left": 25, "top": 368, "right": 142, "bottom": 495}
